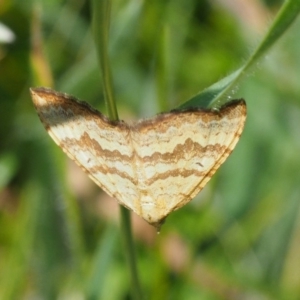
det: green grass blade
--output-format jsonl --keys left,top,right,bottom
{"left": 86, "top": 225, "right": 117, "bottom": 299}
{"left": 91, "top": 0, "right": 143, "bottom": 298}
{"left": 91, "top": 0, "right": 118, "bottom": 121}
{"left": 178, "top": 0, "right": 300, "bottom": 109}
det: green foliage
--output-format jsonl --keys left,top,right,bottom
{"left": 1, "top": 0, "right": 300, "bottom": 299}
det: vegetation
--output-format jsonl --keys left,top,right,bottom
{"left": 1, "top": 0, "right": 300, "bottom": 299}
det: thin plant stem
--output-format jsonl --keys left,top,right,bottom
{"left": 91, "top": 0, "right": 143, "bottom": 298}
{"left": 120, "top": 207, "right": 143, "bottom": 299}
{"left": 92, "top": 0, "right": 118, "bottom": 120}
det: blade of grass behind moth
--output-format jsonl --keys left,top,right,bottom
{"left": 91, "top": 0, "right": 118, "bottom": 120}
{"left": 91, "top": 0, "right": 143, "bottom": 299}
{"left": 155, "top": 24, "right": 171, "bottom": 112}
{"left": 85, "top": 225, "right": 118, "bottom": 298}
{"left": 0, "top": 183, "right": 44, "bottom": 299}
{"left": 0, "top": 153, "right": 18, "bottom": 190}
{"left": 178, "top": 0, "right": 300, "bottom": 110}
{"left": 30, "top": 3, "right": 86, "bottom": 282}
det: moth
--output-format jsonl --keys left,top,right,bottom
{"left": 31, "top": 87, "right": 246, "bottom": 228}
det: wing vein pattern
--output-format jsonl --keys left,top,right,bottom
{"left": 31, "top": 87, "right": 246, "bottom": 227}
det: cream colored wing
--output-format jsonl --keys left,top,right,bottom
{"left": 30, "top": 88, "right": 139, "bottom": 211}
{"left": 131, "top": 100, "right": 246, "bottom": 226}
{"left": 31, "top": 87, "right": 246, "bottom": 228}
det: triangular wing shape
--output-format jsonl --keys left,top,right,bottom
{"left": 31, "top": 87, "right": 246, "bottom": 228}
{"left": 30, "top": 88, "right": 139, "bottom": 212}
{"left": 131, "top": 101, "right": 246, "bottom": 226}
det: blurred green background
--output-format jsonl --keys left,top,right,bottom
{"left": 1, "top": 0, "right": 300, "bottom": 299}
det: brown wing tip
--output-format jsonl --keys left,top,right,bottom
{"left": 149, "top": 217, "right": 166, "bottom": 232}
{"left": 30, "top": 87, "right": 75, "bottom": 104}
{"left": 30, "top": 86, "right": 53, "bottom": 97}
{"left": 218, "top": 98, "right": 247, "bottom": 119}
{"left": 30, "top": 87, "right": 61, "bottom": 108}
{"left": 220, "top": 98, "right": 246, "bottom": 110}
